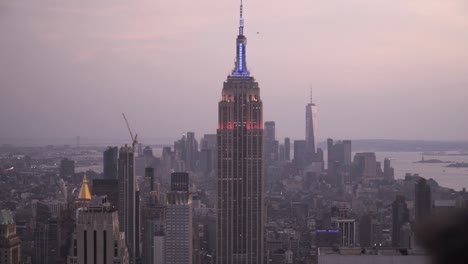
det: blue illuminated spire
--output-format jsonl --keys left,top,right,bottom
{"left": 232, "top": 0, "right": 249, "bottom": 77}
{"left": 239, "top": 0, "right": 244, "bottom": 35}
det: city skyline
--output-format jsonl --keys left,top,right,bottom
{"left": 1, "top": 0, "right": 468, "bottom": 141}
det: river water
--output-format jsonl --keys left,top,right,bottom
{"left": 375, "top": 152, "right": 468, "bottom": 191}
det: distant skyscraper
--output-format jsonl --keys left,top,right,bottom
{"left": 383, "top": 158, "right": 395, "bottom": 180}
{"left": 284, "top": 137, "right": 291, "bottom": 161}
{"left": 265, "top": 121, "right": 278, "bottom": 164}
{"left": 327, "top": 139, "right": 352, "bottom": 169}
{"left": 60, "top": 158, "right": 75, "bottom": 179}
{"left": 67, "top": 196, "right": 129, "bottom": 264}
{"left": 103, "top": 147, "right": 118, "bottom": 180}
{"left": 217, "top": 1, "right": 264, "bottom": 262}
{"left": 0, "top": 209, "right": 21, "bottom": 264}
{"left": 142, "top": 191, "right": 165, "bottom": 264}
{"left": 118, "top": 146, "right": 137, "bottom": 263}
{"left": 353, "top": 152, "right": 377, "bottom": 178}
{"left": 293, "top": 140, "right": 307, "bottom": 167}
{"left": 415, "top": 178, "right": 431, "bottom": 222}
{"left": 185, "top": 132, "right": 198, "bottom": 172}
{"left": 305, "top": 90, "right": 318, "bottom": 161}
{"left": 165, "top": 172, "right": 192, "bottom": 264}
{"left": 392, "top": 195, "right": 409, "bottom": 247}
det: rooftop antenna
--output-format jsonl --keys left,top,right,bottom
{"left": 239, "top": 0, "right": 244, "bottom": 35}
{"left": 310, "top": 86, "right": 313, "bottom": 104}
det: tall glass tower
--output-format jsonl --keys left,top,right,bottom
{"left": 216, "top": 1, "right": 264, "bottom": 263}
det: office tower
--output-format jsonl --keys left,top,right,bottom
{"left": 67, "top": 196, "right": 129, "bottom": 264}
{"left": 60, "top": 158, "right": 75, "bottom": 178}
{"left": 92, "top": 179, "right": 119, "bottom": 208}
{"left": 143, "top": 146, "right": 153, "bottom": 157}
{"left": 415, "top": 178, "right": 431, "bottom": 222}
{"left": 392, "top": 195, "right": 409, "bottom": 247}
{"left": 383, "top": 158, "right": 395, "bottom": 180}
{"left": 353, "top": 152, "right": 377, "bottom": 178}
{"left": 165, "top": 172, "right": 192, "bottom": 264}
{"left": 305, "top": 91, "right": 317, "bottom": 161}
{"left": 327, "top": 139, "right": 352, "bottom": 169}
{"left": 358, "top": 213, "right": 383, "bottom": 247}
{"left": 0, "top": 209, "right": 21, "bottom": 264}
{"left": 331, "top": 218, "right": 356, "bottom": 248}
{"left": 284, "top": 137, "right": 291, "bottom": 161}
{"left": 118, "top": 145, "right": 137, "bottom": 263}
{"left": 103, "top": 147, "right": 119, "bottom": 180}
{"left": 293, "top": 140, "right": 307, "bottom": 167}
{"left": 217, "top": 1, "right": 264, "bottom": 262}
{"left": 142, "top": 191, "right": 165, "bottom": 264}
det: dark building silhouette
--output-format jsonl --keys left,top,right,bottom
{"left": 293, "top": 140, "right": 307, "bottom": 167}
{"left": 145, "top": 167, "right": 155, "bottom": 192}
{"left": 383, "top": 158, "right": 395, "bottom": 180}
{"left": 284, "top": 137, "right": 291, "bottom": 161}
{"left": 392, "top": 195, "right": 410, "bottom": 247}
{"left": 92, "top": 179, "right": 119, "bottom": 208}
{"left": 327, "top": 139, "right": 351, "bottom": 169}
{"left": 170, "top": 172, "right": 189, "bottom": 192}
{"left": 265, "top": 121, "right": 279, "bottom": 165}
{"left": 415, "top": 178, "right": 432, "bottom": 223}
{"left": 59, "top": 158, "right": 75, "bottom": 179}
{"left": 216, "top": 2, "right": 264, "bottom": 262}
{"left": 103, "top": 146, "right": 118, "bottom": 180}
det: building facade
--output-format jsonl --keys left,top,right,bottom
{"left": 103, "top": 147, "right": 119, "bottom": 180}
{"left": 67, "top": 197, "right": 129, "bottom": 264}
{"left": 0, "top": 209, "right": 21, "bottom": 264}
{"left": 118, "top": 146, "right": 137, "bottom": 263}
{"left": 216, "top": 1, "right": 264, "bottom": 263}
{"left": 165, "top": 172, "right": 192, "bottom": 264}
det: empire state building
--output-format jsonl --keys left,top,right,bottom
{"left": 216, "top": 1, "right": 264, "bottom": 263}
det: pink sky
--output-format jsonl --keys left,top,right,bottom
{"left": 0, "top": 0, "right": 467, "bottom": 142}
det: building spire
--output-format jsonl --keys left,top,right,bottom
{"left": 239, "top": 0, "right": 244, "bottom": 35}
{"left": 310, "top": 86, "right": 313, "bottom": 104}
{"left": 232, "top": 0, "right": 249, "bottom": 77}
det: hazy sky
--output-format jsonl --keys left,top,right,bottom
{"left": 1, "top": 0, "right": 467, "bottom": 144}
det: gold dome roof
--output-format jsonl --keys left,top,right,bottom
{"left": 78, "top": 175, "right": 92, "bottom": 201}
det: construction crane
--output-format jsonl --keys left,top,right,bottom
{"left": 122, "top": 113, "right": 138, "bottom": 150}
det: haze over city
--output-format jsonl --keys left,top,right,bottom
{"left": 1, "top": 0, "right": 467, "bottom": 142}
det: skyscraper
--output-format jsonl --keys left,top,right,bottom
{"left": 165, "top": 172, "right": 192, "bottom": 264}
{"left": 415, "top": 178, "right": 431, "bottom": 223}
{"left": 67, "top": 196, "right": 129, "bottom": 264}
{"left": 103, "top": 147, "right": 119, "bottom": 180}
{"left": 284, "top": 137, "right": 291, "bottom": 161}
{"left": 118, "top": 146, "right": 137, "bottom": 264}
{"left": 392, "top": 195, "right": 409, "bottom": 247}
{"left": 264, "top": 121, "right": 278, "bottom": 164}
{"left": 305, "top": 90, "right": 317, "bottom": 161}
{"left": 217, "top": 1, "right": 264, "bottom": 262}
